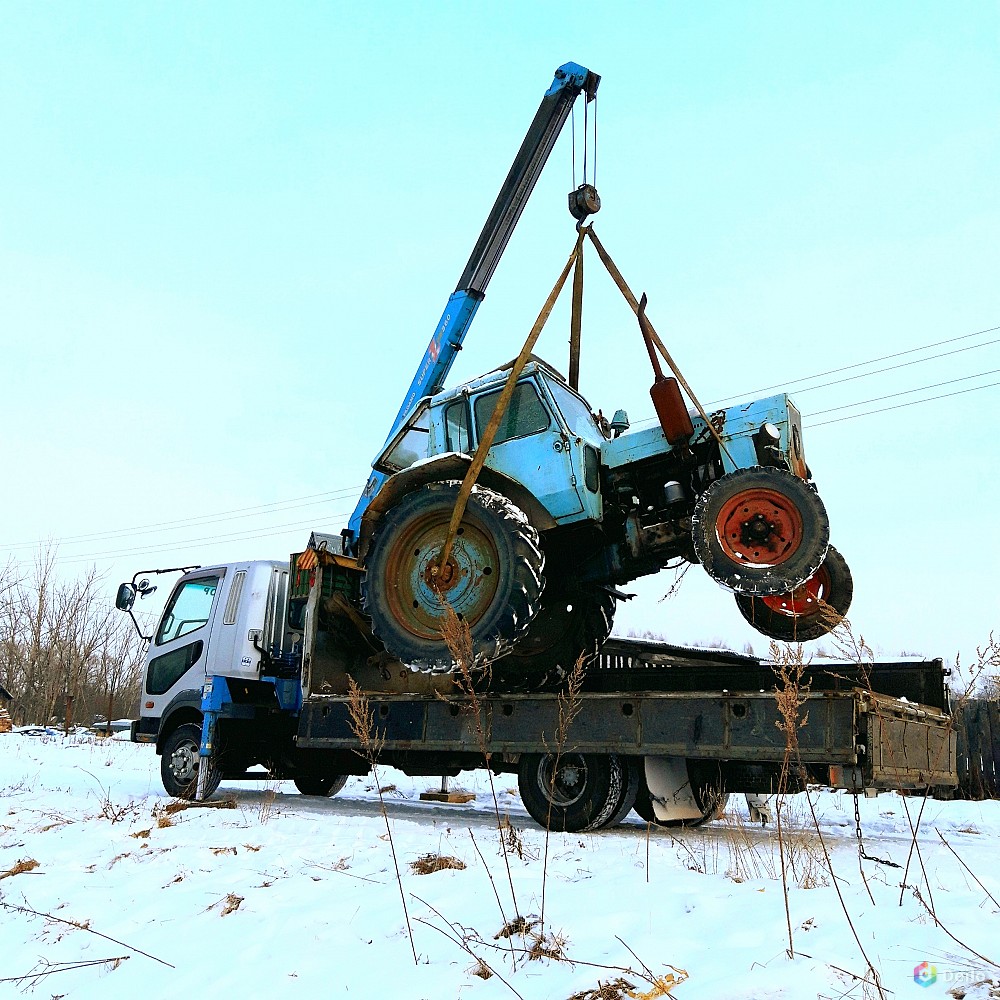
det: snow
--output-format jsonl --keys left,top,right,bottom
{"left": 1, "top": 733, "right": 998, "bottom": 999}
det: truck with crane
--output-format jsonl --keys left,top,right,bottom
{"left": 117, "top": 62, "right": 957, "bottom": 830}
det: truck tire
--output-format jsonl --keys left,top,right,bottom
{"left": 691, "top": 466, "right": 829, "bottom": 596}
{"left": 735, "top": 544, "right": 853, "bottom": 641}
{"left": 364, "top": 483, "right": 544, "bottom": 667}
{"left": 496, "top": 586, "right": 616, "bottom": 690}
{"left": 517, "top": 752, "right": 629, "bottom": 832}
{"left": 161, "top": 722, "right": 220, "bottom": 800}
{"left": 293, "top": 775, "right": 349, "bottom": 797}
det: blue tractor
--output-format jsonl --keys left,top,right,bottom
{"left": 330, "top": 63, "right": 852, "bottom": 682}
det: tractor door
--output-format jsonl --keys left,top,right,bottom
{"left": 472, "top": 378, "right": 585, "bottom": 520}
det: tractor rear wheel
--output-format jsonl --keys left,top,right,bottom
{"left": 493, "top": 585, "right": 616, "bottom": 691}
{"left": 691, "top": 467, "right": 829, "bottom": 596}
{"left": 735, "top": 544, "right": 853, "bottom": 641}
{"left": 364, "top": 483, "right": 544, "bottom": 667}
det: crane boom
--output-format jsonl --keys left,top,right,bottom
{"left": 346, "top": 61, "right": 600, "bottom": 544}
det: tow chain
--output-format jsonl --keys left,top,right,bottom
{"left": 853, "top": 790, "right": 902, "bottom": 868}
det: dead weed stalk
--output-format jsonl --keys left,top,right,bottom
{"left": 439, "top": 600, "right": 522, "bottom": 938}
{"left": 346, "top": 675, "right": 418, "bottom": 965}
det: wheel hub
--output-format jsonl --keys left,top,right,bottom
{"left": 717, "top": 487, "right": 804, "bottom": 567}
{"left": 384, "top": 512, "right": 501, "bottom": 640}
{"left": 170, "top": 744, "right": 197, "bottom": 782}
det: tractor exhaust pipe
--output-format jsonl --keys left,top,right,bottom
{"left": 637, "top": 294, "right": 693, "bottom": 447}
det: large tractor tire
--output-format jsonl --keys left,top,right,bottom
{"left": 493, "top": 584, "right": 616, "bottom": 691}
{"left": 363, "top": 483, "right": 544, "bottom": 667}
{"left": 735, "top": 544, "right": 853, "bottom": 641}
{"left": 517, "top": 752, "right": 638, "bottom": 832}
{"left": 691, "top": 466, "right": 829, "bottom": 596}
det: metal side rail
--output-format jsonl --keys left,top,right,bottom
{"left": 296, "top": 687, "right": 957, "bottom": 793}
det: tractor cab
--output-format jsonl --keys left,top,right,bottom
{"left": 374, "top": 357, "right": 607, "bottom": 526}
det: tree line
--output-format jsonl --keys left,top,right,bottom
{"left": 0, "top": 549, "right": 146, "bottom": 728}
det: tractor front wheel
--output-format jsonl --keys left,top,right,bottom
{"left": 692, "top": 467, "right": 829, "bottom": 596}
{"left": 735, "top": 544, "right": 853, "bottom": 641}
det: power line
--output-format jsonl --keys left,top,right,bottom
{"left": 705, "top": 322, "right": 1000, "bottom": 408}
{"left": 806, "top": 379, "right": 1000, "bottom": 428}
{"left": 807, "top": 368, "right": 1000, "bottom": 418}
{"left": 49, "top": 513, "right": 353, "bottom": 567}
{"left": 0, "top": 487, "right": 364, "bottom": 550}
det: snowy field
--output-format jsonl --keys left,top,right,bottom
{"left": 1, "top": 732, "right": 998, "bottom": 1000}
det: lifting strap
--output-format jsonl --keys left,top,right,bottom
{"left": 433, "top": 223, "right": 734, "bottom": 580}
{"left": 585, "top": 228, "right": 735, "bottom": 465}
{"left": 434, "top": 227, "right": 588, "bottom": 578}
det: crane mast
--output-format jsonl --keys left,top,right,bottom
{"left": 346, "top": 62, "right": 600, "bottom": 545}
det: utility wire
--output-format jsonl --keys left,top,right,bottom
{"left": 48, "top": 513, "right": 353, "bottom": 566}
{"left": 806, "top": 379, "right": 1000, "bottom": 428}
{"left": 806, "top": 368, "right": 1000, "bottom": 418}
{"left": 9, "top": 322, "right": 999, "bottom": 565}
{"left": 705, "top": 322, "right": 1000, "bottom": 408}
{"left": 0, "top": 487, "right": 364, "bottom": 551}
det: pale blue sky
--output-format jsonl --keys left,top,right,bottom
{"left": 2, "top": 2, "right": 998, "bottom": 660}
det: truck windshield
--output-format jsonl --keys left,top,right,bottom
{"left": 156, "top": 576, "right": 221, "bottom": 645}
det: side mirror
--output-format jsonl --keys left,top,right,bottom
{"left": 610, "top": 408, "right": 630, "bottom": 438}
{"left": 115, "top": 583, "right": 136, "bottom": 612}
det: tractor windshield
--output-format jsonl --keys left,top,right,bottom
{"left": 375, "top": 400, "right": 431, "bottom": 474}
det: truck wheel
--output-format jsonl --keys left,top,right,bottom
{"left": 494, "top": 587, "right": 616, "bottom": 690}
{"left": 691, "top": 467, "right": 829, "bottom": 596}
{"left": 517, "top": 752, "right": 629, "bottom": 832}
{"left": 735, "top": 544, "right": 853, "bottom": 641}
{"left": 161, "top": 723, "right": 220, "bottom": 800}
{"left": 293, "top": 775, "right": 349, "bottom": 797}
{"left": 364, "top": 483, "right": 544, "bottom": 667}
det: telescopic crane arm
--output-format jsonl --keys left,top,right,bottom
{"left": 346, "top": 62, "right": 600, "bottom": 544}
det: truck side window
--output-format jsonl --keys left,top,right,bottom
{"left": 444, "top": 400, "right": 471, "bottom": 453}
{"left": 474, "top": 381, "right": 550, "bottom": 445}
{"left": 156, "top": 576, "right": 221, "bottom": 645}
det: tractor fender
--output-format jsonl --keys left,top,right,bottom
{"left": 357, "top": 454, "right": 556, "bottom": 564}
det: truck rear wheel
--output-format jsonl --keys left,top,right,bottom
{"left": 735, "top": 544, "right": 853, "bottom": 641}
{"left": 691, "top": 466, "right": 829, "bottom": 596}
{"left": 293, "top": 775, "right": 349, "bottom": 797}
{"left": 517, "top": 752, "right": 635, "bottom": 832}
{"left": 364, "top": 483, "right": 544, "bottom": 667}
{"left": 161, "top": 722, "right": 220, "bottom": 800}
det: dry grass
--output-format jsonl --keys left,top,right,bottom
{"left": 0, "top": 858, "right": 39, "bottom": 880}
{"left": 215, "top": 893, "right": 243, "bottom": 916}
{"left": 410, "top": 853, "right": 466, "bottom": 875}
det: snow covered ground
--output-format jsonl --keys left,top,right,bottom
{"left": 1, "top": 732, "right": 998, "bottom": 999}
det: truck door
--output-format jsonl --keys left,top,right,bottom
{"left": 473, "top": 378, "right": 585, "bottom": 520}
{"left": 142, "top": 571, "right": 224, "bottom": 720}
